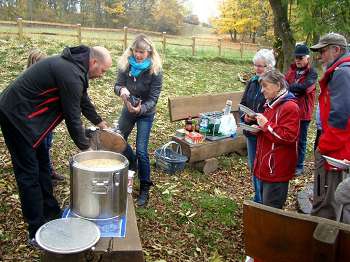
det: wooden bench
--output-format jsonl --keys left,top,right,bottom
{"left": 168, "top": 91, "right": 246, "bottom": 174}
{"left": 41, "top": 194, "right": 144, "bottom": 262}
{"left": 243, "top": 200, "right": 350, "bottom": 261}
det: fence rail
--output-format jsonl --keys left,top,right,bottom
{"left": 0, "top": 18, "right": 270, "bottom": 58}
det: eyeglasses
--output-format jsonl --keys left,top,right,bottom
{"left": 319, "top": 47, "right": 329, "bottom": 55}
{"left": 254, "top": 64, "right": 267, "bottom": 68}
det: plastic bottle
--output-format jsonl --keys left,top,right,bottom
{"left": 224, "top": 99, "right": 232, "bottom": 115}
{"left": 185, "top": 116, "right": 193, "bottom": 132}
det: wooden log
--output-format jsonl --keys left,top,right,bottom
{"left": 192, "top": 36, "right": 196, "bottom": 56}
{"left": 17, "top": 18, "right": 23, "bottom": 41}
{"left": 41, "top": 195, "right": 144, "bottom": 262}
{"left": 218, "top": 38, "right": 222, "bottom": 56}
{"left": 312, "top": 223, "right": 339, "bottom": 262}
{"left": 172, "top": 133, "right": 245, "bottom": 163}
{"left": 123, "top": 26, "right": 128, "bottom": 51}
{"left": 190, "top": 158, "right": 219, "bottom": 174}
{"left": 76, "top": 24, "right": 81, "bottom": 44}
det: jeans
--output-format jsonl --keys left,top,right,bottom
{"left": 0, "top": 111, "right": 61, "bottom": 239}
{"left": 296, "top": 120, "right": 310, "bottom": 171}
{"left": 246, "top": 135, "right": 262, "bottom": 203}
{"left": 118, "top": 107, "right": 155, "bottom": 187}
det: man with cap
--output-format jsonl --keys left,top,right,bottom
{"left": 285, "top": 44, "right": 318, "bottom": 176}
{"left": 0, "top": 45, "right": 112, "bottom": 244}
{"left": 310, "top": 32, "right": 350, "bottom": 221}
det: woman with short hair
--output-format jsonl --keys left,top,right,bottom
{"left": 239, "top": 49, "right": 275, "bottom": 203}
{"left": 114, "top": 34, "right": 162, "bottom": 207}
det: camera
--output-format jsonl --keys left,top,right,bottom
{"left": 128, "top": 95, "right": 140, "bottom": 107}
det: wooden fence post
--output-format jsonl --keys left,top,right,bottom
{"left": 76, "top": 24, "right": 81, "bottom": 44}
{"left": 123, "top": 26, "right": 128, "bottom": 51}
{"left": 192, "top": 36, "right": 196, "bottom": 56}
{"left": 240, "top": 42, "right": 244, "bottom": 58}
{"left": 17, "top": 17, "right": 23, "bottom": 41}
{"left": 218, "top": 38, "right": 222, "bottom": 56}
{"left": 162, "top": 31, "right": 166, "bottom": 59}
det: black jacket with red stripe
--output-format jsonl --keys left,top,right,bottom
{"left": 0, "top": 45, "right": 102, "bottom": 150}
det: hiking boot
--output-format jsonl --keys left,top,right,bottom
{"left": 137, "top": 186, "right": 150, "bottom": 207}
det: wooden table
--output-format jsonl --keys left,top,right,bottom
{"left": 41, "top": 194, "right": 144, "bottom": 262}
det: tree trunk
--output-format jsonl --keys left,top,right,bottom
{"left": 234, "top": 29, "right": 237, "bottom": 41}
{"left": 269, "top": 0, "right": 295, "bottom": 73}
{"left": 229, "top": 30, "right": 234, "bottom": 41}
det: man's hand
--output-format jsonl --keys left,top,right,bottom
{"left": 125, "top": 99, "right": 142, "bottom": 114}
{"left": 120, "top": 87, "right": 130, "bottom": 102}
{"left": 97, "top": 120, "right": 108, "bottom": 130}
{"left": 244, "top": 114, "right": 256, "bottom": 123}
{"left": 256, "top": 113, "right": 268, "bottom": 127}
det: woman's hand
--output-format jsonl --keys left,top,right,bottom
{"left": 125, "top": 99, "right": 142, "bottom": 114}
{"left": 255, "top": 113, "right": 268, "bottom": 127}
{"left": 244, "top": 114, "right": 256, "bottom": 123}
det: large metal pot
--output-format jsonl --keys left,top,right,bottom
{"left": 70, "top": 151, "right": 128, "bottom": 219}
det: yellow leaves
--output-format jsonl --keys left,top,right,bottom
{"left": 213, "top": 0, "right": 272, "bottom": 35}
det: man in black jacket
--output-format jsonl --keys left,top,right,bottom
{"left": 0, "top": 45, "right": 112, "bottom": 243}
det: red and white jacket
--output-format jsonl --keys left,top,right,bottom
{"left": 254, "top": 91, "right": 300, "bottom": 182}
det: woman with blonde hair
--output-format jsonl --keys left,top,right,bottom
{"left": 114, "top": 34, "right": 162, "bottom": 207}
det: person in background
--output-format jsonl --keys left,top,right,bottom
{"left": 0, "top": 45, "right": 112, "bottom": 245}
{"left": 254, "top": 70, "right": 300, "bottom": 209}
{"left": 310, "top": 33, "right": 350, "bottom": 221}
{"left": 239, "top": 49, "right": 275, "bottom": 203}
{"left": 27, "top": 49, "right": 65, "bottom": 184}
{"left": 285, "top": 44, "right": 318, "bottom": 176}
{"left": 114, "top": 34, "right": 162, "bottom": 207}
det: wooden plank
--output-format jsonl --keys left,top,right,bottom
{"left": 168, "top": 91, "right": 243, "bottom": 122}
{"left": 41, "top": 195, "right": 144, "bottom": 262}
{"left": 243, "top": 200, "right": 350, "bottom": 261}
{"left": 172, "top": 131, "right": 246, "bottom": 163}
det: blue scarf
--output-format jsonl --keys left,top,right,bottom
{"left": 128, "top": 56, "right": 152, "bottom": 77}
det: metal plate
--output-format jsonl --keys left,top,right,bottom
{"left": 35, "top": 218, "right": 100, "bottom": 254}
{"left": 322, "top": 155, "right": 350, "bottom": 170}
{"left": 239, "top": 123, "right": 261, "bottom": 133}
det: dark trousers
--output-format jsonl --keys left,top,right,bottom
{"left": 0, "top": 111, "right": 61, "bottom": 239}
{"left": 296, "top": 120, "right": 310, "bottom": 171}
{"left": 261, "top": 181, "right": 289, "bottom": 209}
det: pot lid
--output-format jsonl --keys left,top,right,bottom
{"left": 35, "top": 218, "right": 100, "bottom": 254}
{"left": 90, "top": 129, "right": 127, "bottom": 153}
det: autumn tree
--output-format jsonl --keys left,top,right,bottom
{"left": 213, "top": 0, "right": 271, "bottom": 43}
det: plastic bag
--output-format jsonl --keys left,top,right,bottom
{"left": 219, "top": 114, "right": 237, "bottom": 136}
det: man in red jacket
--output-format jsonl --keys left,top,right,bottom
{"left": 285, "top": 44, "right": 318, "bottom": 176}
{"left": 310, "top": 33, "right": 350, "bottom": 221}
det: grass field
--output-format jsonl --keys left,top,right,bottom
{"left": 0, "top": 35, "right": 315, "bottom": 261}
